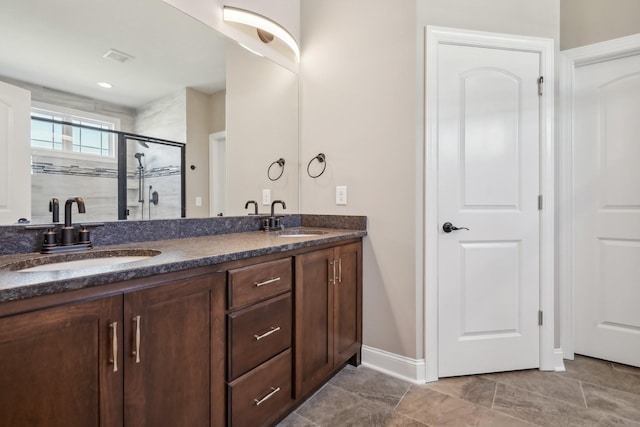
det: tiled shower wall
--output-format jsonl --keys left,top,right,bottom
{"left": 1, "top": 76, "right": 186, "bottom": 224}
{"left": 31, "top": 150, "right": 183, "bottom": 224}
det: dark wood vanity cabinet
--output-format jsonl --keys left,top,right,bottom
{"left": 124, "top": 274, "right": 225, "bottom": 427}
{"left": 0, "top": 296, "right": 123, "bottom": 427}
{"left": 0, "top": 237, "right": 362, "bottom": 427}
{"left": 0, "top": 270, "right": 226, "bottom": 427}
{"left": 294, "top": 242, "right": 363, "bottom": 398}
{"left": 226, "top": 257, "right": 295, "bottom": 427}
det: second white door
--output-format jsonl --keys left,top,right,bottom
{"left": 573, "top": 53, "right": 640, "bottom": 367}
{"left": 437, "top": 43, "right": 541, "bottom": 377}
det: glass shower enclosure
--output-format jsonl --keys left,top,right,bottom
{"left": 30, "top": 117, "right": 185, "bottom": 223}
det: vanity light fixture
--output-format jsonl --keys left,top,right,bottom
{"left": 223, "top": 6, "right": 300, "bottom": 61}
{"left": 97, "top": 82, "right": 112, "bottom": 89}
{"left": 238, "top": 43, "right": 264, "bottom": 57}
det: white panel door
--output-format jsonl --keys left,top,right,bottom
{"left": 437, "top": 44, "right": 541, "bottom": 377}
{"left": 573, "top": 54, "right": 640, "bottom": 367}
{"left": 0, "top": 81, "right": 31, "bottom": 224}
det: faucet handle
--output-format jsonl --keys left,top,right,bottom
{"left": 49, "top": 198, "right": 59, "bottom": 223}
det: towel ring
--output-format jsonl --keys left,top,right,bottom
{"left": 268, "top": 158, "right": 285, "bottom": 181}
{"left": 307, "top": 153, "right": 326, "bottom": 178}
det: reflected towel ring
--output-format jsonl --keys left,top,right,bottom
{"left": 268, "top": 158, "right": 285, "bottom": 181}
{"left": 307, "top": 153, "right": 326, "bottom": 178}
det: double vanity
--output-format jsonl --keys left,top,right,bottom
{"left": 0, "top": 215, "right": 366, "bottom": 427}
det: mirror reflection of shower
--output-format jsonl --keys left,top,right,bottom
{"left": 126, "top": 135, "right": 183, "bottom": 221}
{"left": 134, "top": 152, "right": 145, "bottom": 219}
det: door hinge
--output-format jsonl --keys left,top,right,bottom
{"left": 538, "top": 310, "right": 543, "bottom": 326}
{"left": 538, "top": 195, "right": 543, "bottom": 210}
{"left": 537, "top": 76, "right": 544, "bottom": 96}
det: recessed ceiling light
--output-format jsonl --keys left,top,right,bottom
{"left": 97, "top": 82, "right": 113, "bottom": 89}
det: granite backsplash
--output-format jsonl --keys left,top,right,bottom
{"left": 0, "top": 215, "right": 367, "bottom": 256}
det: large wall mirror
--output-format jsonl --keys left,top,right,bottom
{"left": 0, "top": 0, "right": 299, "bottom": 225}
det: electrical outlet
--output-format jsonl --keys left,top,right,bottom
{"left": 262, "top": 189, "right": 271, "bottom": 205}
{"left": 336, "top": 186, "right": 347, "bottom": 205}
{"left": 195, "top": 196, "right": 202, "bottom": 207}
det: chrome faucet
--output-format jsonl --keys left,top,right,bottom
{"left": 245, "top": 200, "right": 259, "bottom": 215}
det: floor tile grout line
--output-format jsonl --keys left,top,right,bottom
{"left": 395, "top": 411, "right": 432, "bottom": 427}
{"left": 490, "top": 380, "right": 498, "bottom": 409}
{"left": 324, "top": 380, "right": 404, "bottom": 413}
{"left": 579, "top": 381, "right": 589, "bottom": 408}
{"left": 486, "top": 375, "right": 597, "bottom": 410}
{"left": 574, "top": 377, "right": 640, "bottom": 399}
{"left": 392, "top": 383, "right": 413, "bottom": 412}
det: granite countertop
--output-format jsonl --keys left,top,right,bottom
{"left": 0, "top": 227, "right": 366, "bottom": 303}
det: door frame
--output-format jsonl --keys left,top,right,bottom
{"left": 424, "top": 26, "right": 556, "bottom": 381}
{"left": 559, "top": 33, "right": 640, "bottom": 360}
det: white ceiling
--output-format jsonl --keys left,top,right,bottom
{"left": 0, "top": 0, "right": 228, "bottom": 108}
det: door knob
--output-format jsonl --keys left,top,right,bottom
{"left": 442, "top": 222, "right": 470, "bottom": 233}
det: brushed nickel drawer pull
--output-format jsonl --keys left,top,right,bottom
{"left": 338, "top": 258, "right": 343, "bottom": 283}
{"left": 132, "top": 315, "right": 141, "bottom": 363}
{"left": 254, "top": 387, "right": 281, "bottom": 406}
{"left": 254, "top": 277, "right": 280, "bottom": 287}
{"left": 254, "top": 326, "right": 281, "bottom": 341}
{"left": 109, "top": 321, "right": 118, "bottom": 373}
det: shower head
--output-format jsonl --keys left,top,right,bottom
{"left": 138, "top": 141, "right": 150, "bottom": 148}
{"left": 134, "top": 152, "right": 144, "bottom": 168}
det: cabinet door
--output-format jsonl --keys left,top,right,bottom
{"left": 294, "top": 248, "right": 335, "bottom": 397}
{"left": 124, "top": 273, "right": 225, "bottom": 427}
{"left": 0, "top": 296, "right": 123, "bottom": 427}
{"left": 334, "top": 242, "right": 362, "bottom": 366}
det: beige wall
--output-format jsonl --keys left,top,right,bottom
{"left": 209, "top": 90, "right": 226, "bottom": 134}
{"left": 300, "top": 0, "right": 419, "bottom": 358}
{"left": 561, "top": 0, "right": 640, "bottom": 50}
{"left": 186, "top": 88, "right": 214, "bottom": 218}
{"left": 226, "top": 43, "right": 299, "bottom": 216}
{"left": 300, "top": 0, "right": 560, "bottom": 361}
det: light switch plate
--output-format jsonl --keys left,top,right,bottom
{"left": 336, "top": 186, "right": 347, "bottom": 205}
{"left": 195, "top": 196, "right": 202, "bottom": 207}
{"left": 262, "top": 189, "right": 271, "bottom": 205}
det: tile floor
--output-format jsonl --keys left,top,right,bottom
{"left": 277, "top": 355, "right": 640, "bottom": 426}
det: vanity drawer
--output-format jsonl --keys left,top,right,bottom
{"left": 228, "top": 293, "right": 292, "bottom": 380}
{"left": 228, "top": 257, "right": 292, "bottom": 309}
{"left": 228, "top": 350, "right": 293, "bottom": 427}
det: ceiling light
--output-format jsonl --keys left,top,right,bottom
{"left": 223, "top": 6, "right": 300, "bottom": 61}
{"left": 97, "top": 82, "right": 112, "bottom": 89}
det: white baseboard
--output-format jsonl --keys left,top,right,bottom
{"left": 361, "top": 345, "right": 426, "bottom": 384}
{"left": 361, "top": 345, "right": 566, "bottom": 381}
{"left": 553, "top": 348, "right": 566, "bottom": 372}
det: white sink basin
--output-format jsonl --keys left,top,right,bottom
{"left": 18, "top": 256, "right": 154, "bottom": 272}
{"left": 0, "top": 249, "right": 161, "bottom": 273}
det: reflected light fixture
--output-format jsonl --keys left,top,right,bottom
{"left": 238, "top": 43, "right": 264, "bottom": 57}
{"left": 97, "top": 82, "right": 112, "bottom": 89}
{"left": 223, "top": 6, "right": 300, "bottom": 61}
